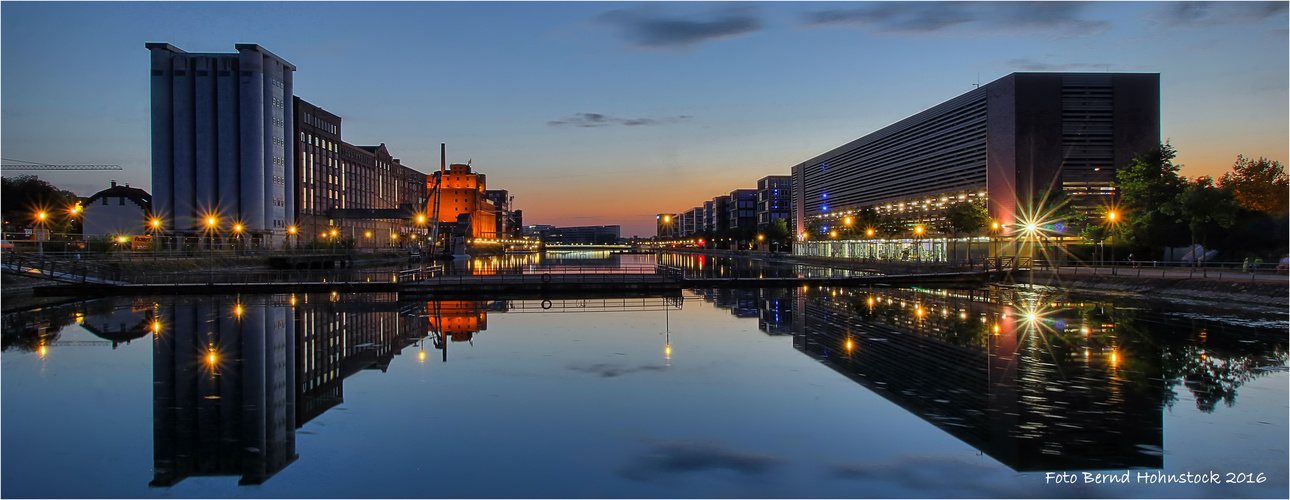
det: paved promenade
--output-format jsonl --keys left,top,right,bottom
{"left": 1046, "top": 264, "right": 1288, "bottom": 283}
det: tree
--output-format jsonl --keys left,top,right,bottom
{"left": 876, "top": 215, "right": 906, "bottom": 238}
{"left": 762, "top": 219, "right": 791, "bottom": 251}
{"left": 1114, "top": 143, "right": 1190, "bottom": 249}
{"left": 1218, "top": 155, "right": 1288, "bottom": 216}
{"left": 851, "top": 207, "right": 882, "bottom": 238}
{"left": 1, "top": 175, "right": 81, "bottom": 235}
{"left": 804, "top": 218, "right": 825, "bottom": 239}
{"left": 935, "top": 201, "right": 988, "bottom": 261}
{"left": 1161, "top": 176, "right": 1239, "bottom": 263}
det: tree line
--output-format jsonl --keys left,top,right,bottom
{"left": 1114, "top": 144, "right": 1287, "bottom": 262}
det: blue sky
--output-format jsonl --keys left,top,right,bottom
{"left": 2, "top": 1, "right": 1286, "bottom": 237}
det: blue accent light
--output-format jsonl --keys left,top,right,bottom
{"left": 822, "top": 193, "right": 828, "bottom": 199}
{"left": 822, "top": 226, "right": 829, "bottom": 231}
{"left": 822, "top": 205, "right": 829, "bottom": 212}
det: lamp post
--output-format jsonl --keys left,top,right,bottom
{"left": 149, "top": 217, "right": 163, "bottom": 261}
{"left": 233, "top": 224, "right": 244, "bottom": 255}
{"left": 33, "top": 210, "right": 48, "bottom": 256}
{"left": 914, "top": 225, "right": 925, "bottom": 264}
{"left": 68, "top": 203, "right": 83, "bottom": 254}
{"left": 988, "top": 221, "right": 1000, "bottom": 270}
{"left": 1021, "top": 221, "right": 1040, "bottom": 288}
{"left": 1106, "top": 211, "right": 1119, "bottom": 275}
{"left": 205, "top": 216, "right": 219, "bottom": 283}
{"left": 288, "top": 225, "right": 298, "bottom": 253}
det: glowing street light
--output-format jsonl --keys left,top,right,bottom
{"left": 1105, "top": 210, "right": 1121, "bottom": 274}
{"left": 204, "top": 215, "right": 219, "bottom": 283}
{"left": 232, "top": 223, "right": 244, "bottom": 253}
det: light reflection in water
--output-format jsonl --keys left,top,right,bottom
{"left": 0, "top": 282, "right": 1284, "bottom": 491}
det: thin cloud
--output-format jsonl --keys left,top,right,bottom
{"left": 618, "top": 439, "right": 784, "bottom": 482}
{"left": 801, "top": 2, "right": 1110, "bottom": 37}
{"left": 1151, "top": 1, "right": 1288, "bottom": 27}
{"left": 1007, "top": 59, "right": 1112, "bottom": 72}
{"left": 566, "top": 362, "right": 668, "bottom": 378}
{"left": 595, "top": 4, "right": 762, "bottom": 50}
{"left": 548, "top": 112, "right": 692, "bottom": 128}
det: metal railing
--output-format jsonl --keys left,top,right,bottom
{"left": 1054, "top": 259, "right": 1288, "bottom": 281}
{"left": 412, "top": 269, "right": 673, "bottom": 286}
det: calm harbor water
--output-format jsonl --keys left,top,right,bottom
{"left": 2, "top": 254, "right": 1287, "bottom": 498}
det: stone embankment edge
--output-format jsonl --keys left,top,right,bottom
{"left": 1016, "top": 273, "right": 1286, "bottom": 308}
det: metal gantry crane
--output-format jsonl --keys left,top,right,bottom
{"left": 1, "top": 157, "right": 122, "bottom": 171}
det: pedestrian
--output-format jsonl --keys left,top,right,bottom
{"left": 1253, "top": 257, "right": 1263, "bottom": 272}
{"left": 1243, "top": 257, "right": 1250, "bottom": 273}
{"left": 1127, "top": 253, "right": 1136, "bottom": 268}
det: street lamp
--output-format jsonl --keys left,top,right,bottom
{"left": 205, "top": 216, "right": 219, "bottom": 283}
{"left": 288, "top": 225, "right": 298, "bottom": 252}
{"left": 914, "top": 225, "right": 925, "bottom": 263}
{"left": 233, "top": 223, "right": 244, "bottom": 254}
{"left": 1105, "top": 211, "right": 1120, "bottom": 275}
{"left": 33, "top": 210, "right": 48, "bottom": 255}
{"left": 149, "top": 217, "right": 163, "bottom": 259}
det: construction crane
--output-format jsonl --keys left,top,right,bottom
{"left": 2, "top": 157, "right": 121, "bottom": 171}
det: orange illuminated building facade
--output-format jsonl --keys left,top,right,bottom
{"left": 427, "top": 163, "right": 497, "bottom": 239}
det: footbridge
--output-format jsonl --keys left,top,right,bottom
{"left": 24, "top": 260, "right": 1014, "bottom": 298}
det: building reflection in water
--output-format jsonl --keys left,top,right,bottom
{"left": 698, "top": 284, "right": 1286, "bottom": 472}
{"left": 150, "top": 295, "right": 298, "bottom": 486}
{"left": 140, "top": 283, "right": 1285, "bottom": 484}
{"left": 150, "top": 293, "right": 424, "bottom": 486}
{"left": 422, "top": 300, "right": 506, "bottom": 362}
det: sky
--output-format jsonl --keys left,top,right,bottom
{"left": 2, "top": 1, "right": 1286, "bottom": 237}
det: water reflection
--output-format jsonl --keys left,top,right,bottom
{"left": 3, "top": 282, "right": 1283, "bottom": 490}
{"left": 437, "top": 251, "right": 658, "bottom": 276}
{"left": 147, "top": 293, "right": 430, "bottom": 486}
{"left": 141, "top": 293, "right": 687, "bottom": 486}
{"left": 150, "top": 295, "right": 299, "bottom": 486}
{"left": 695, "top": 285, "right": 1288, "bottom": 472}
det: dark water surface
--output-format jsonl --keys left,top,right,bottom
{"left": 3, "top": 257, "right": 1287, "bottom": 498}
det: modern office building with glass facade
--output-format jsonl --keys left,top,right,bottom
{"left": 792, "top": 72, "right": 1159, "bottom": 258}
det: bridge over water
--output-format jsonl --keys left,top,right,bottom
{"left": 21, "top": 261, "right": 1014, "bottom": 298}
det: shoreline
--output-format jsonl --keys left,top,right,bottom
{"left": 5, "top": 252, "right": 1286, "bottom": 314}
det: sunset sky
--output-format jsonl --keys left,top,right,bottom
{"left": 3, "top": 1, "right": 1286, "bottom": 237}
